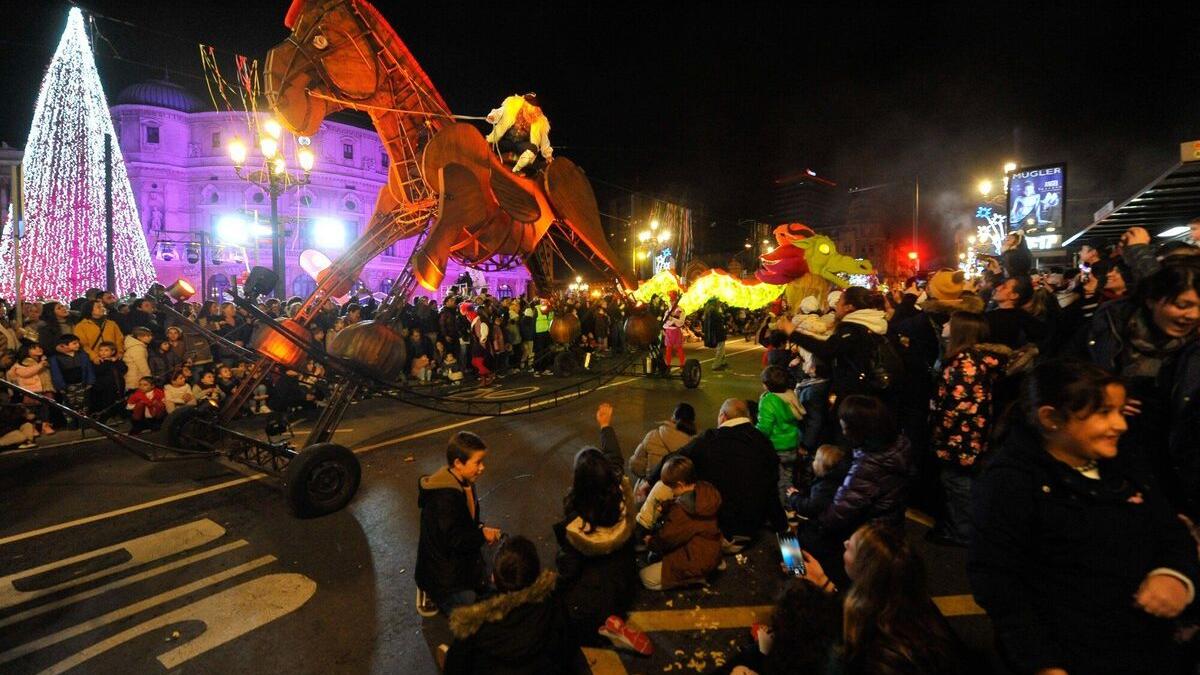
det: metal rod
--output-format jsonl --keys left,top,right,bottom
{"left": 10, "top": 163, "right": 22, "bottom": 328}
{"left": 270, "top": 182, "right": 285, "bottom": 298}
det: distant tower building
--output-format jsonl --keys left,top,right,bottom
{"left": 772, "top": 169, "right": 840, "bottom": 231}
{"left": 841, "top": 183, "right": 913, "bottom": 278}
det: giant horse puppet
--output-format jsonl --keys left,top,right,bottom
{"left": 265, "top": 0, "right": 635, "bottom": 309}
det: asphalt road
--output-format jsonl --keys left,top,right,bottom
{"left": 0, "top": 341, "right": 998, "bottom": 674}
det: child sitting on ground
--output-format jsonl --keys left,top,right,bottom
{"left": 786, "top": 444, "right": 851, "bottom": 521}
{"left": 126, "top": 376, "right": 167, "bottom": 434}
{"left": 214, "top": 364, "right": 239, "bottom": 398}
{"left": 441, "top": 536, "right": 583, "bottom": 673}
{"left": 639, "top": 455, "right": 723, "bottom": 591}
{"left": 8, "top": 341, "right": 55, "bottom": 435}
{"left": 162, "top": 370, "right": 195, "bottom": 413}
{"left": 192, "top": 370, "right": 224, "bottom": 405}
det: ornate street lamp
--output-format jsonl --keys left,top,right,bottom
{"left": 228, "top": 120, "right": 314, "bottom": 298}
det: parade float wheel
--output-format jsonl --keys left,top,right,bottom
{"left": 553, "top": 351, "right": 578, "bottom": 377}
{"left": 163, "top": 405, "right": 217, "bottom": 453}
{"left": 282, "top": 442, "right": 361, "bottom": 518}
{"left": 682, "top": 359, "right": 702, "bottom": 389}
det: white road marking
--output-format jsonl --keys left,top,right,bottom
{"left": 0, "top": 519, "right": 227, "bottom": 608}
{"left": 0, "top": 344, "right": 763, "bottom": 546}
{"left": 0, "top": 541, "right": 249, "bottom": 629}
{"left": 0, "top": 555, "right": 275, "bottom": 666}
{"left": 38, "top": 573, "right": 317, "bottom": 674}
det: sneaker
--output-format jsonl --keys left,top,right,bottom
{"left": 532, "top": 371, "right": 542, "bottom": 378}
{"left": 598, "top": 615, "right": 653, "bottom": 656}
{"left": 257, "top": 405, "right": 273, "bottom": 415}
{"left": 17, "top": 441, "right": 37, "bottom": 449}
{"left": 415, "top": 589, "right": 438, "bottom": 617}
{"left": 40, "top": 423, "right": 55, "bottom": 436}
{"left": 435, "top": 643, "right": 449, "bottom": 670}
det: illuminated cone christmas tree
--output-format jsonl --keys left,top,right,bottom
{"left": 0, "top": 8, "right": 156, "bottom": 300}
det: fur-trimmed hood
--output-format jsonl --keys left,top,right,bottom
{"left": 449, "top": 568, "right": 557, "bottom": 639}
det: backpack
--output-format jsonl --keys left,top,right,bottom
{"left": 849, "top": 333, "right": 905, "bottom": 394}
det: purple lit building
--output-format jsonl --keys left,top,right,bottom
{"left": 111, "top": 79, "right": 530, "bottom": 301}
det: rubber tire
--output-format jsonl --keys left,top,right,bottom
{"left": 163, "top": 405, "right": 215, "bottom": 452}
{"left": 553, "top": 351, "right": 577, "bottom": 377}
{"left": 682, "top": 358, "right": 702, "bottom": 389}
{"left": 282, "top": 442, "right": 361, "bottom": 518}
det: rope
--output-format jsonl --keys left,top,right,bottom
{"left": 304, "top": 90, "right": 490, "bottom": 121}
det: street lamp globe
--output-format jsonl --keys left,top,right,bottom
{"left": 297, "top": 148, "right": 315, "bottom": 173}
{"left": 272, "top": 156, "right": 287, "bottom": 175}
{"left": 649, "top": 219, "right": 660, "bottom": 231}
{"left": 263, "top": 118, "right": 283, "bottom": 140}
{"left": 638, "top": 230, "right": 651, "bottom": 243}
{"left": 260, "top": 136, "right": 279, "bottom": 160}
{"left": 228, "top": 138, "right": 248, "bottom": 167}
{"left": 657, "top": 230, "right": 670, "bottom": 244}
{"left": 978, "top": 179, "right": 993, "bottom": 196}
{"left": 1004, "top": 161, "right": 1017, "bottom": 173}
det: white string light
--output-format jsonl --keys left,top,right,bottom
{"left": 0, "top": 8, "right": 156, "bottom": 300}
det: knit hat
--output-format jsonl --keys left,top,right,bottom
{"left": 926, "top": 270, "right": 965, "bottom": 302}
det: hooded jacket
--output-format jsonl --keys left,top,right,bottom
{"left": 554, "top": 477, "right": 638, "bottom": 643}
{"left": 628, "top": 422, "right": 693, "bottom": 480}
{"left": 791, "top": 309, "right": 892, "bottom": 404}
{"left": 648, "top": 421, "right": 787, "bottom": 539}
{"left": 649, "top": 481, "right": 723, "bottom": 588}
{"left": 757, "top": 389, "right": 805, "bottom": 453}
{"left": 7, "top": 358, "right": 52, "bottom": 393}
{"left": 444, "top": 569, "right": 582, "bottom": 675}
{"left": 818, "top": 435, "right": 913, "bottom": 537}
{"left": 122, "top": 335, "right": 152, "bottom": 391}
{"left": 415, "top": 466, "right": 486, "bottom": 598}
{"left": 969, "top": 425, "right": 1200, "bottom": 674}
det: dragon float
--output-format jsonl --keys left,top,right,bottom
{"left": 635, "top": 223, "right": 873, "bottom": 313}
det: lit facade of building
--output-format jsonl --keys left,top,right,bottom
{"left": 111, "top": 80, "right": 529, "bottom": 301}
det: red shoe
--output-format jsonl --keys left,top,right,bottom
{"left": 41, "top": 422, "right": 55, "bottom": 436}
{"left": 598, "top": 615, "right": 653, "bottom": 656}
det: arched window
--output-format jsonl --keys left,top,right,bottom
{"left": 207, "top": 274, "right": 230, "bottom": 300}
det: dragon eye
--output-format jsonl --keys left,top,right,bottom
{"left": 818, "top": 243, "right": 831, "bottom": 254}
{"left": 312, "top": 34, "right": 329, "bottom": 50}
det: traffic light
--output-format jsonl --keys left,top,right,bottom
{"left": 907, "top": 251, "right": 919, "bottom": 261}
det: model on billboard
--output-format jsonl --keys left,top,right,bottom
{"left": 1011, "top": 180, "right": 1042, "bottom": 228}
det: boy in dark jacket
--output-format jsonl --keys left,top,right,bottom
{"left": 443, "top": 536, "right": 584, "bottom": 674}
{"left": 786, "top": 444, "right": 850, "bottom": 519}
{"left": 90, "top": 341, "right": 127, "bottom": 421}
{"left": 50, "top": 334, "right": 95, "bottom": 416}
{"left": 415, "top": 431, "right": 503, "bottom": 616}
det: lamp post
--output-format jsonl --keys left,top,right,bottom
{"left": 633, "top": 226, "right": 671, "bottom": 279}
{"left": 228, "top": 120, "right": 315, "bottom": 299}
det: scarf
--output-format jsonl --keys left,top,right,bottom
{"left": 1121, "top": 308, "right": 1187, "bottom": 379}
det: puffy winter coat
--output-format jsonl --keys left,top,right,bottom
{"left": 818, "top": 435, "right": 913, "bottom": 537}
{"left": 627, "top": 422, "right": 693, "bottom": 480}
{"left": 757, "top": 390, "right": 804, "bottom": 454}
{"left": 649, "top": 481, "right": 723, "bottom": 588}
{"left": 7, "top": 359, "right": 52, "bottom": 393}
{"left": 444, "top": 569, "right": 583, "bottom": 675}
{"left": 415, "top": 466, "right": 486, "bottom": 598}
{"left": 123, "top": 335, "right": 152, "bottom": 391}
{"left": 969, "top": 425, "right": 1200, "bottom": 674}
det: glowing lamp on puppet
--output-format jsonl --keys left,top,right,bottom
{"left": 164, "top": 279, "right": 195, "bottom": 302}
{"left": 251, "top": 318, "right": 312, "bottom": 369}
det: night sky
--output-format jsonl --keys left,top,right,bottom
{"left": 2, "top": 1, "right": 1198, "bottom": 261}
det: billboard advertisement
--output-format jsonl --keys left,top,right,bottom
{"left": 1007, "top": 163, "right": 1065, "bottom": 233}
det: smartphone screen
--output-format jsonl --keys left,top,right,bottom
{"left": 778, "top": 533, "right": 807, "bottom": 576}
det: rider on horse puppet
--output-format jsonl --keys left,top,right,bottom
{"left": 485, "top": 92, "right": 553, "bottom": 174}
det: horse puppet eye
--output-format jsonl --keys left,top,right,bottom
{"left": 312, "top": 34, "right": 329, "bottom": 50}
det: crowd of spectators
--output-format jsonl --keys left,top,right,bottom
{"left": 414, "top": 220, "right": 1200, "bottom": 674}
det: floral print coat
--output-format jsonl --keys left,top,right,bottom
{"left": 931, "top": 344, "right": 1011, "bottom": 467}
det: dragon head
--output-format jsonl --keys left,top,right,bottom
{"left": 794, "top": 235, "right": 874, "bottom": 288}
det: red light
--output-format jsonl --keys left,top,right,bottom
{"left": 907, "top": 251, "right": 919, "bottom": 260}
